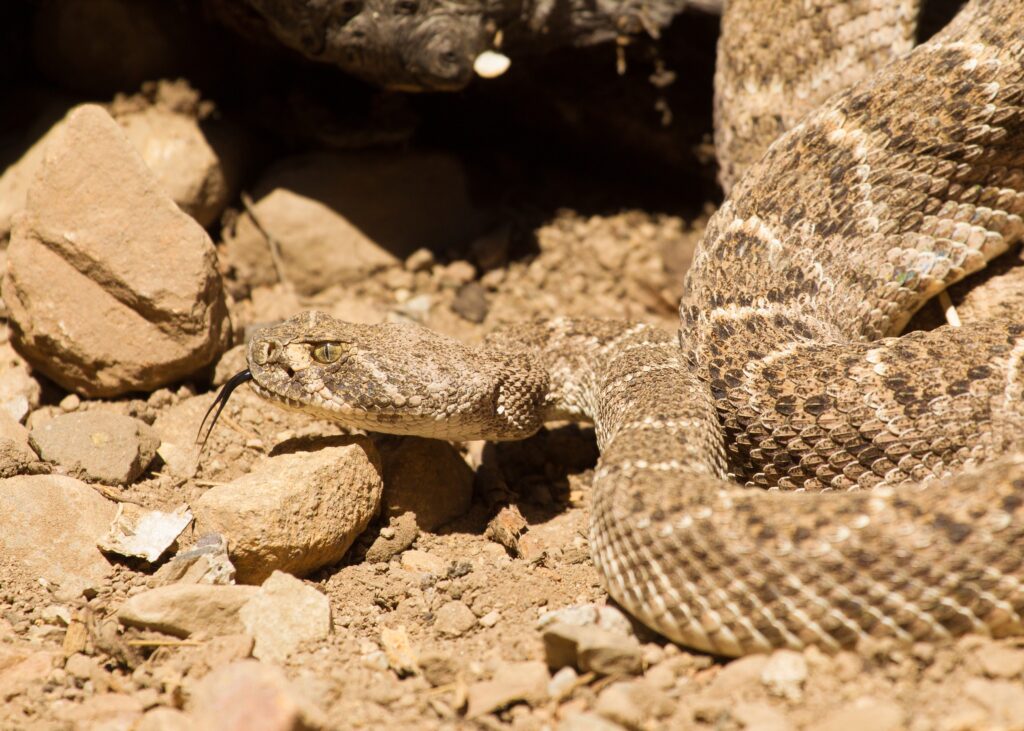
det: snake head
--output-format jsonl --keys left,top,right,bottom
{"left": 246, "top": 311, "right": 545, "bottom": 440}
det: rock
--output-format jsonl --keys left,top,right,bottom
{"left": 54, "top": 692, "right": 145, "bottom": 730}
{"left": 3, "top": 104, "right": 231, "bottom": 397}
{"left": 0, "top": 476, "right": 116, "bottom": 596}
{"left": 400, "top": 549, "right": 447, "bottom": 576}
{"left": 542, "top": 623, "right": 643, "bottom": 676}
{"left": 150, "top": 393, "right": 216, "bottom": 479}
{"left": 116, "top": 104, "right": 237, "bottom": 228}
{"left": 239, "top": 571, "right": 332, "bottom": 663}
{"left": 760, "top": 649, "right": 807, "bottom": 700}
{"left": 378, "top": 432, "right": 473, "bottom": 528}
{"left": 434, "top": 601, "right": 477, "bottom": 637}
{"left": 816, "top": 697, "right": 905, "bottom": 731}
{"left": 451, "top": 282, "right": 489, "bottom": 323}
{"left": 466, "top": 661, "right": 549, "bottom": 718}
{"left": 0, "top": 95, "right": 237, "bottom": 237}
{"left": 964, "top": 678, "right": 1024, "bottom": 727}
{"left": 151, "top": 533, "right": 236, "bottom": 586}
{"left": 117, "top": 584, "right": 259, "bottom": 638}
{"left": 192, "top": 438, "right": 383, "bottom": 584}
{"left": 595, "top": 680, "right": 674, "bottom": 731}
{"left": 379, "top": 625, "right": 418, "bottom": 677}
{"left": 538, "top": 604, "right": 635, "bottom": 637}
{"left": 560, "top": 712, "right": 626, "bottom": 731}
{"left": 98, "top": 503, "right": 192, "bottom": 562}
{"left": 221, "top": 151, "right": 484, "bottom": 295}
{"left": 977, "top": 644, "right": 1024, "bottom": 679}
{"left": 0, "top": 341, "right": 41, "bottom": 423}
{"left": 363, "top": 512, "right": 419, "bottom": 564}
{"left": 137, "top": 707, "right": 195, "bottom": 731}
{"left": 548, "top": 666, "right": 579, "bottom": 700}
{"left": 0, "top": 410, "right": 38, "bottom": 477}
{"left": 187, "top": 660, "right": 325, "bottom": 731}
{"left": 419, "top": 652, "right": 463, "bottom": 687}
{"left": 708, "top": 655, "right": 770, "bottom": 697}
{"left": 30, "top": 411, "right": 160, "bottom": 485}
{"left": 732, "top": 702, "right": 795, "bottom": 731}
{"left": 0, "top": 650, "right": 58, "bottom": 702}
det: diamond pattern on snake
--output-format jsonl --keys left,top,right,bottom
{"left": 210, "top": 0, "right": 1024, "bottom": 657}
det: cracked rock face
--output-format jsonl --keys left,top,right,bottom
{"left": 2, "top": 104, "right": 231, "bottom": 398}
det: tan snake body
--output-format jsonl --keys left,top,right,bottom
{"left": 241, "top": 0, "right": 1024, "bottom": 656}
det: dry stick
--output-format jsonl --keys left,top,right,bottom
{"left": 89, "top": 483, "right": 145, "bottom": 505}
{"left": 939, "top": 290, "right": 962, "bottom": 327}
{"left": 240, "top": 191, "right": 292, "bottom": 293}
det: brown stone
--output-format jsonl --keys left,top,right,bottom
{"left": 193, "top": 438, "right": 383, "bottom": 584}
{"left": 0, "top": 476, "right": 116, "bottom": 596}
{"left": 3, "top": 104, "right": 230, "bottom": 397}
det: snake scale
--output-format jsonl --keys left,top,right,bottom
{"left": 225, "top": 0, "right": 1024, "bottom": 656}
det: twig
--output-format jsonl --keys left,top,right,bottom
{"left": 241, "top": 191, "right": 292, "bottom": 292}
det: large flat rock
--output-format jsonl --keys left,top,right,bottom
{"left": 2, "top": 104, "right": 230, "bottom": 397}
{"left": 0, "top": 476, "right": 116, "bottom": 596}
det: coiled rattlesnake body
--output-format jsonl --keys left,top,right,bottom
{"left": 238, "top": 0, "right": 1024, "bottom": 656}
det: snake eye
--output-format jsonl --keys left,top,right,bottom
{"left": 312, "top": 342, "right": 346, "bottom": 364}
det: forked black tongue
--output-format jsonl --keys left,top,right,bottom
{"left": 195, "top": 369, "right": 254, "bottom": 453}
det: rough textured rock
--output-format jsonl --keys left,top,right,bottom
{"left": 221, "top": 151, "right": 483, "bottom": 295}
{"left": 0, "top": 650, "right": 59, "bottom": 702}
{"left": 375, "top": 436, "right": 474, "bottom": 531}
{"left": 2, "top": 104, "right": 231, "bottom": 397}
{"left": 117, "top": 104, "right": 237, "bottom": 228}
{"left": 240, "top": 571, "right": 332, "bottom": 663}
{"left": 192, "top": 438, "right": 383, "bottom": 584}
{"left": 29, "top": 411, "right": 160, "bottom": 484}
{"left": 187, "top": 660, "right": 325, "bottom": 731}
{"left": 542, "top": 623, "right": 644, "bottom": 676}
{"left": 595, "top": 680, "right": 675, "bottom": 730}
{"left": 117, "top": 584, "right": 259, "bottom": 638}
{"left": 465, "top": 661, "right": 549, "bottom": 719}
{"left": 53, "top": 693, "right": 144, "bottom": 731}
{"left": 0, "top": 341, "right": 41, "bottom": 423}
{"left": 0, "top": 411, "right": 38, "bottom": 477}
{"left": 0, "top": 476, "right": 116, "bottom": 596}
{"left": 434, "top": 600, "right": 478, "bottom": 637}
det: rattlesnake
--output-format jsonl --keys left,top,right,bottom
{"left": 215, "top": 0, "right": 1024, "bottom": 656}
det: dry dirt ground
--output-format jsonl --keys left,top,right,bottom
{"left": 2, "top": 3, "right": 1024, "bottom": 731}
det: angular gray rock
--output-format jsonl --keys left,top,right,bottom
{"left": 30, "top": 411, "right": 160, "bottom": 484}
{"left": 192, "top": 437, "right": 383, "bottom": 584}
{"left": 2, "top": 104, "right": 231, "bottom": 397}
